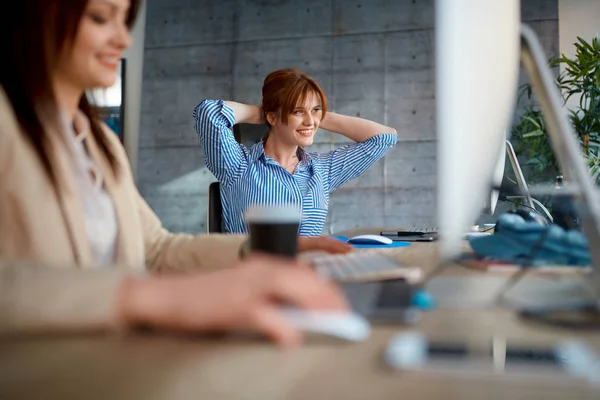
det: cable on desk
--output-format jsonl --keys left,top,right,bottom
{"left": 421, "top": 226, "right": 497, "bottom": 284}
{"left": 505, "top": 196, "right": 554, "bottom": 222}
{"left": 492, "top": 227, "right": 551, "bottom": 307}
{"left": 502, "top": 197, "right": 539, "bottom": 213}
{"left": 421, "top": 258, "right": 459, "bottom": 287}
{"left": 421, "top": 219, "right": 599, "bottom": 330}
{"left": 491, "top": 228, "right": 600, "bottom": 330}
{"left": 518, "top": 303, "right": 600, "bottom": 330}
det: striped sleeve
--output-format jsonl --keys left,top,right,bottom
{"left": 322, "top": 133, "right": 398, "bottom": 192}
{"left": 193, "top": 99, "right": 248, "bottom": 187}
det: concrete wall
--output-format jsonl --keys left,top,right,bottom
{"left": 138, "top": 0, "right": 559, "bottom": 235}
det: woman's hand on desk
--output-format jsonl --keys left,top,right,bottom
{"left": 298, "top": 236, "right": 352, "bottom": 254}
{"left": 240, "top": 236, "right": 352, "bottom": 258}
{"left": 116, "top": 254, "right": 348, "bottom": 348}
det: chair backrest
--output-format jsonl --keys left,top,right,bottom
{"left": 207, "top": 181, "right": 224, "bottom": 233}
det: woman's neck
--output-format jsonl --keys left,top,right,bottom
{"left": 53, "top": 76, "right": 83, "bottom": 122}
{"left": 263, "top": 135, "right": 299, "bottom": 166}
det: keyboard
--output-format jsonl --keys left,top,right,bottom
{"left": 311, "top": 252, "right": 422, "bottom": 283}
{"left": 405, "top": 227, "right": 438, "bottom": 234}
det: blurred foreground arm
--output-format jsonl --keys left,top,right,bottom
{"left": 0, "top": 256, "right": 348, "bottom": 348}
{"left": 0, "top": 260, "right": 127, "bottom": 334}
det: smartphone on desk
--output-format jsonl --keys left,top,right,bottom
{"left": 380, "top": 231, "right": 437, "bottom": 242}
{"left": 384, "top": 333, "right": 597, "bottom": 384}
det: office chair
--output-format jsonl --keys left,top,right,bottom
{"left": 206, "top": 125, "right": 263, "bottom": 233}
{"left": 207, "top": 181, "right": 224, "bottom": 233}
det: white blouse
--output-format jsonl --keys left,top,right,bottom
{"left": 62, "top": 113, "right": 118, "bottom": 267}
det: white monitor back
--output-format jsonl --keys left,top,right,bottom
{"left": 436, "top": 0, "right": 521, "bottom": 261}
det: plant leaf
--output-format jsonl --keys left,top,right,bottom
{"left": 522, "top": 116, "right": 541, "bottom": 129}
{"left": 564, "top": 58, "right": 580, "bottom": 72}
{"left": 523, "top": 130, "right": 544, "bottom": 138}
{"left": 578, "top": 36, "right": 594, "bottom": 53}
{"left": 512, "top": 34, "right": 600, "bottom": 186}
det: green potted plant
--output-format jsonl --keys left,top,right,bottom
{"left": 511, "top": 34, "right": 600, "bottom": 185}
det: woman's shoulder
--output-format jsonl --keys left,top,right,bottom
{"left": 98, "top": 118, "right": 127, "bottom": 145}
{"left": 0, "top": 87, "right": 25, "bottom": 162}
{"left": 97, "top": 121, "right": 134, "bottom": 171}
{"left": 0, "top": 87, "right": 19, "bottom": 135}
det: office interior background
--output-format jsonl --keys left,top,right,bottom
{"left": 120, "top": 0, "right": 599, "bottom": 235}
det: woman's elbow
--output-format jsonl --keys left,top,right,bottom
{"left": 373, "top": 126, "right": 397, "bottom": 136}
{"left": 372, "top": 129, "right": 397, "bottom": 140}
{"left": 380, "top": 130, "right": 398, "bottom": 148}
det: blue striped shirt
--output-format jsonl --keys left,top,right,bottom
{"left": 193, "top": 99, "right": 397, "bottom": 236}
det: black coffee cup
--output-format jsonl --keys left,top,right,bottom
{"left": 244, "top": 205, "right": 301, "bottom": 258}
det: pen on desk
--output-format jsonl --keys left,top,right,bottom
{"left": 380, "top": 231, "right": 425, "bottom": 237}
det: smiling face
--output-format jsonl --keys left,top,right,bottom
{"left": 261, "top": 69, "right": 328, "bottom": 148}
{"left": 55, "top": 0, "right": 132, "bottom": 92}
{"left": 267, "top": 91, "right": 323, "bottom": 147}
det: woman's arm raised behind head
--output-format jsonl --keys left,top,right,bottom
{"left": 318, "top": 112, "right": 397, "bottom": 143}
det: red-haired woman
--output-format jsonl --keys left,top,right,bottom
{"left": 194, "top": 68, "right": 398, "bottom": 236}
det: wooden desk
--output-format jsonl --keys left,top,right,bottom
{"left": 1, "top": 232, "right": 598, "bottom": 400}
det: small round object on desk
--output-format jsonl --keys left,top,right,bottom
{"left": 385, "top": 332, "right": 428, "bottom": 369}
{"left": 411, "top": 288, "right": 436, "bottom": 310}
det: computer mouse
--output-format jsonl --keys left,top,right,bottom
{"left": 348, "top": 234, "right": 393, "bottom": 245}
{"left": 279, "top": 307, "right": 371, "bottom": 342}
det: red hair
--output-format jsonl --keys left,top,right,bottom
{"left": 261, "top": 69, "right": 327, "bottom": 139}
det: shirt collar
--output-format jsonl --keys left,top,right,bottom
{"left": 296, "top": 147, "right": 311, "bottom": 172}
{"left": 73, "top": 109, "right": 91, "bottom": 142}
{"left": 249, "top": 141, "right": 312, "bottom": 171}
{"left": 249, "top": 140, "right": 266, "bottom": 162}
{"left": 60, "top": 109, "right": 91, "bottom": 144}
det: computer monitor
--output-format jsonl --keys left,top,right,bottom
{"left": 435, "top": 0, "right": 521, "bottom": 261}
{"left": 435, "top": 0, "right": 600, "bottom": 300}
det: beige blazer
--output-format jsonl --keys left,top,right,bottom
{"left": 0, "top": 88, "right": 246, "bottom": 334}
